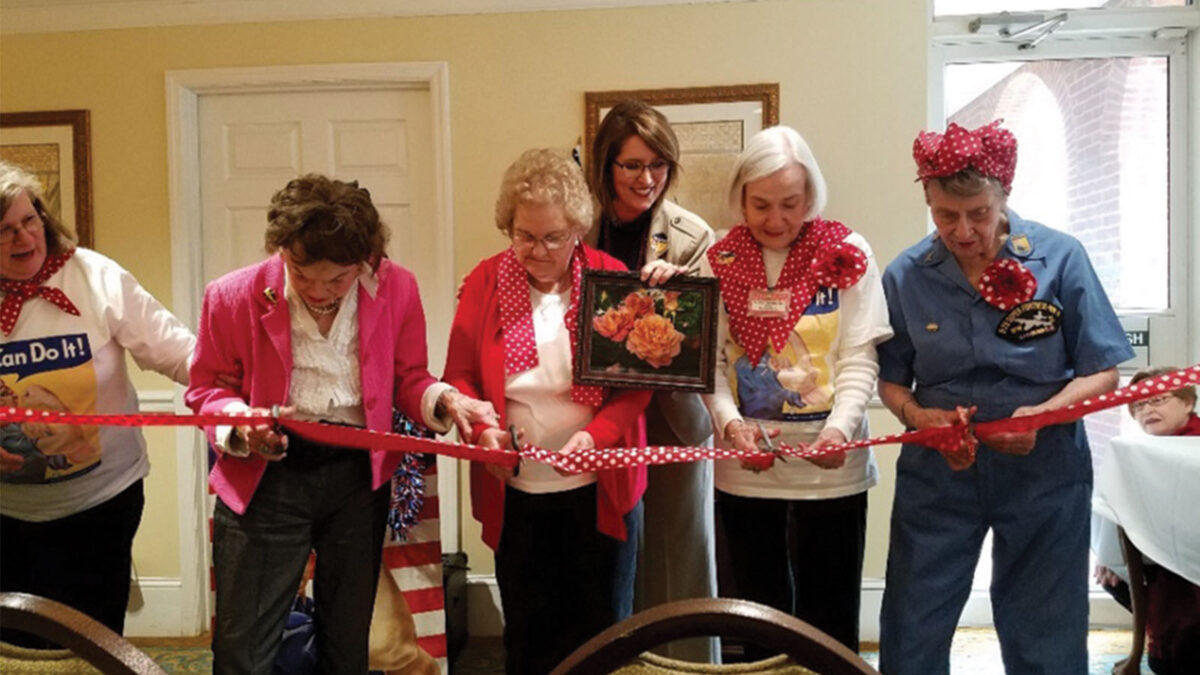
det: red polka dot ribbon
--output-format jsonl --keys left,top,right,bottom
{"left": 913, "top": 120, "right": 1018, "bottom": 193}
{"left": 3, "top": 365, "right": 1195, "bottom": 474}
{"left": 0, "top": 250, "right": 80, "bottom": 336}
{"left": 978, "top": 258, "right": 1037, "bottom": 310}
{"left": 707, "top": 219, "right": 855, "bottom": 367}
{"left": 497, "top": 246, "right": 604, "bottom": 407}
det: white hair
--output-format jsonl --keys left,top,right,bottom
{"left": 727, "top": 125, "right": 828, "bottom": 223}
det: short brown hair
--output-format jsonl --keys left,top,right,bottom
{"left": 588, "top": 100, "right": 679, "bottom": 222}
{"left": 924, "top": 167, "right": 1007, "bottom": 201}
{"left": 0, "top": 160, "right": 76, "bottom": 256}
{"left": 1129, "top": 366, "right": 1197, "bottom": 411}
{"left": 495, "top": 149, "right": 593, "bottom": 236}
{"left": 265, "top": 174, "right": 388, "bottom": 269}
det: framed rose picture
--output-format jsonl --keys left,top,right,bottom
{"left": 0, "top": 109, "right": 93, "bottom": 248}
{"left": 575, "top": 270, "right": 720, "bottom": 393}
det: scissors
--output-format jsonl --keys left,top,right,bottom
{"left": 508, "top": 423, "right": 521, "bottom": 477}
{"left": 754, "top": 420, "right": 786, "bottom": 463}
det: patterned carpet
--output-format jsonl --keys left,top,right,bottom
{"left": 123, "top": 629, "right": 1144, "bottom": 674}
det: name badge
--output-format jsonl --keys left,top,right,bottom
{"left": 748, "top": 288, "right": 791, "bottom": 318}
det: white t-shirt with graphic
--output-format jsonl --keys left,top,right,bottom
{"left": 1, "top": 248, "right": 194, "bottom": 521}
{"left": 702, "top": 232, "right": 893, "bottom": 500}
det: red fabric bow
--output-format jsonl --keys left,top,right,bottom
{"left": 812, "top": 242, "right": 868, "bottom": 289}
{"left": 913, "top": 120, "right": 1018, "bottom": 193}
{"left": 0, "top": 250, "right": 80, "bottom": 335}
{"left": 978, "top": 258, "right": 1037, "bottom": 310}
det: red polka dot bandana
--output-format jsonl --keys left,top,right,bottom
{"left": 1, "top": 250, "right": 80, "bottom": 336}
{"left": 707, "top": 219, "right": 854, "bottom": 367}
{"left": 497, "top": 246, "right": 605, "bottom": 407}
{"left": 812, "top": 241, "right": 868, "bottom": 290}
{"left": 913, "top": 120, "right": 1018, "bottom": 194}
{"left": 978, "top": 258, "right": 1037, "bottom": 310}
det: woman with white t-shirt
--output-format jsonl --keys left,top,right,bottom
{"left": 443, "top": 149, "right": 651, "bottom": 675}
{"left": 701, "top": 126, "right": 893, "bottom": 654}
{"left": 0, "top": 160, "right": 197, "bottom": 644}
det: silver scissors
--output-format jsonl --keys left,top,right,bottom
{"left": 754, "top": 420, "right": 786, "bottom": 463}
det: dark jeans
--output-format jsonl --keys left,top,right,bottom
{"left": 718, "top": 490, "right": 867, "bottom": 655}
{"left": 495, "top": 484, "right": 642, "bottom": 675}
{"left": 1, "top": 478, "right": 145, "bottom": 647}
{"left": 211, "top": 437, "right": 388, "bottom": 675}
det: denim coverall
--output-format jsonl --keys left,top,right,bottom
{"left": 877, "top": 212, "right": 1134, "bottom": 674}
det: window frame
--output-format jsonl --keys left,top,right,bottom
{"left": 929, "top": 4, "right": 1198, "bottom": 373}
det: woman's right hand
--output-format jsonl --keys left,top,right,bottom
{"left": 725, "top": 419, "right": 781, "bottom": 472}
{"left": 478, "top": 427, "right": 518, "bottom": 482}
{"left": 234, "top": 406, "right": 293, "bottom": 461}
{"left": 640, "top": 260, "right": 687, "bottom": 287}
{"left": 906, "top": 403, "right": 977, "bottom": 470}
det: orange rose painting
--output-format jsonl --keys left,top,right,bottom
{"left": 578, "top": 271, "right": 718, "bottom": 392}
{"left": 625, "top": 314, "right": 685, "bottom": 368}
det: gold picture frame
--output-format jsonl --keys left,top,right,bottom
{"left": 1, "top": 110, "right": 94, "bottom": 248}
{"left": 584, "top": 84, "right": 780, "bottom": 231}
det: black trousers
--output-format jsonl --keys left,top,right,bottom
{"left": 211, "top": 437, "right": 388, "bottom": 675}
{"left": 718, "top": 490, "right": 867, "bottom": 655}
{"left": 495, "top": 484, "right": 642, "bottom": 675}
{"left": 1, "top": 479, "right": 145, "bottom": 647}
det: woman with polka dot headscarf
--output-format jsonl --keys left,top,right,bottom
{"left": 875, "top": 120, "right": 1134, "bottom": 674}
{"left": 700, "top": 126, "right": 893, "bottom": 655}
{"left": 442, "top": 148, "right": 651, "bottom": 675}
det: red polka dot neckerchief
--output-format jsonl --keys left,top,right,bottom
{"left": 0, "top": 250, "right": 80, "bottom": 336}
{"left": 497, "top": 246, "right": 605, "bottom": 407}
{"left": 913, "top": 119, "right": 1018, "bottom": 193}
{"left": 707, "top": 219, "right": 856, "bottom": 367}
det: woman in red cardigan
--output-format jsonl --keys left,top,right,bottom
{"left": 443, "top": 149, "right": 651, "bottom": 675}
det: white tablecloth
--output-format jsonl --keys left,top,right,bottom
{"left": 1092, "top": 435, "right": 1200, "bottom": 586}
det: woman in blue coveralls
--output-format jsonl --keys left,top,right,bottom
{"left": 876, "top": 120, "right": 1134, "bottom": 675}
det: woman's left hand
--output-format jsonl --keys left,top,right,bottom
{"left": 978, "top": 404, "right": 1040, "bottom": 455}
{"left": 803, "top": 428, "right": 848, "bottom": 469}
{"left": 553, "top": 431, "right": 595, "bottom": 476}
{"left": 440, "top": 391, "right": 499, "bottom": 439}
{"left": 640, "top": 260, "right": 687, "bottom": 287}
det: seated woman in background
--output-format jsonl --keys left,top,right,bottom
{"left": 1094, "top": 366, "right": 1199, "bottom": 675}
{"left": 443, "top": 149, "right": 651, "bottom": 675}
{"left": 187, "top": 174, "right": 494, "bottom": 674}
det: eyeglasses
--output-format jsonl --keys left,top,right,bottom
{"left": 0, "top": 214, "right": 45, "bottom": 245}
{"left": 612, "top": 159, "right": 670, "bottom": 179}
{"left": 1130, "top": 394, "right": 1178, "bottom": 415}
{"left": 511, "top": 229, "right": 573, "bottom": 252}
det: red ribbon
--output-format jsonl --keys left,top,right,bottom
{"left": 3, "top": 365, "right": 1196, "bottom": 472}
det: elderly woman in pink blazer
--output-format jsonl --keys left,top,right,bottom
{"left": 187, "top": 174, "right": 494, "bottom": 675}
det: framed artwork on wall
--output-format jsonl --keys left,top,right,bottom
{"left": 575, "top": 270, "right": 720, "bottom": 393}
{"left": 584, "top": 84, "right": 780, "bottom": 232}
{"left": 0, "top": 109, "right": 93, "bottom": 248}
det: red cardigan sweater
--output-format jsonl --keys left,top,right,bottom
{"left": 443, "top": 245, "right": 650, "bottom": 550}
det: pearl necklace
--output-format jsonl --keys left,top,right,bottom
{"left": 304, "top": 298, "right": 340, "bottom": 315}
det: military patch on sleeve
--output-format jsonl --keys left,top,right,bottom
{"left": 995, "top": 300, "right": 1062, "bottom": 342}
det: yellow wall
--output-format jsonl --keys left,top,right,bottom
{"left": 1, "top": 0, "right": 929, "bottom": 581}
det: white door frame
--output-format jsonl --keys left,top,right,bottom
{"left": 164, "top": 62, "right": 455, "bottom": 634}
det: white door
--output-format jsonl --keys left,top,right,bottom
{"left": 197, "top": 87, "right": 449, "bottom": 373}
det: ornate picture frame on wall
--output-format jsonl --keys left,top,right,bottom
{"left": 584, "top": 84, "right": 780, "bottom": 232}
{"left": 0, "top": 109, "right": 94, "bottom": 248}
{"left": 575, "top": 270, "right": 720, "bottom": 393}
